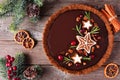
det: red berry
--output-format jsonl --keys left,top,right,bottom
{"left": 71, "top": 41, "right": 76, "bottom": 46}
{"left": 13, "top": 78, "right": 18, "bottom": 80}
{"left": 6, "top": 55, "right": 11, "bottom": 60}
{"left": 13, "top": 77, "right": 21, "bottom": 80}
{"left": 7, "top": 70, "right": 12, "bottom": 74}
{"left": 9, "top": 67, "right": 13, "bottom": 71}
{"left": 13, "top": 72, "right": 17, "bottom": 76}
{"left": 7, "top": 60, "right": 12, "bottom": 63}
{"left": 17, "top": 77, "right": 21, "bottom": 80}
{"left": 80, "top": 29, "right": 86, "bottom": 34}
{"left": 58, "top": 55, "right": 63, "bottom": 61}
{"left": 10, "top": 57, "right": 15, "bottom": 62}
{"left": 13, "top": 66, "right": 17, "bottom": 71}
{"left": 8, "top": 75, "right": 12, "bottom": 79}
{"left": 80, "top": 15, "right": 83, "bottom": 17}
{"left": 75, "top": 63, "right": 80, "bottom": 67}
{"left": 90, "top": 55, "right": 95, "bottom": 59}
{"left": 6, "top": 62, "right": 12, "bottom": 67}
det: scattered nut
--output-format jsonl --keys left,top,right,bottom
{"left": 83, "top": 50, "right": 87, "bottom": 56}
{"left": 92, "top": 35, "right": 97, "bottom": 41}
{"left": 97, "top": 36, "right": 101, "bottom": 40}
{"left": 68, "top": 62, "right": 72, "bottom": 66}
{"left": 78, "top": 50, "right": 83, "bottom": 54}
{"left": 90, "top": 19, "right": 94, "bottom": 23}
{"left": 96, "top": 45, "right": 100, "bottom": 48}
{"left": 94, "top": 34, "right": 97, "bottom": 36}
{"left": 85, "top": 31, "right": 88, "bottom": 35}
{"left": 83, "top": 16, "right": 88, "bottom": 21}
{"left": 65, "top": 52, "right": 69, "bottom": 56}
{"left": 94, "top": 23, "right": 98, "bottom": 26}
{"left": 76, "top": 17, "right": 80, "bottom": 22}
{"left": 91, "top": 47, "right": 95, "bottom": 52}
{"left": 60, "top": 51, "right": 65, "bottom": 55}
{"left": 68, "top": 49, "right": 73, "bottom": 54}
{"left": 83, "top": 62, "right": 87, "bottom": 65}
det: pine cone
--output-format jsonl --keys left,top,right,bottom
{"left": 23, "top": 66, "right": 37, "bottom": 79}
{"left": 27, "top": 3, "right": 40, "bottom": 17}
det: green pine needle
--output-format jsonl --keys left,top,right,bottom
{"left": 0, "top": 0, "right": 17, "bottom": 17}
{"left": 13, "top": 52, "right": 26, "bottom": 77}
{"left": 30, "top": 16, "right": 39, "bottom": 23}
{"left": 33, "top": 0, "right": 43, "bottom": 7}
{"left": 75, "top": 24, "right": 83, "bottom": 36}
{"left": 70, "top": 46, "right": 77, "bottom": 48}
{"left": 63, "top": 56, "right": 73, "bottom": 64}
{"left": 34, "top": 65, "right": 43, "bottom": 76}
{"left": 10, "top": 0, "right": 26, "bottom": 33}
{"left": 90, "top": 26, "right": 100, "bottom": 34}
{"left": 85, "top": 11, "right": 90, "bottom": 20}
{"left": 0, "top": 53, "right": 43, "bottom": 80}
{"left": 0, "top": 0, "right": 44, "bottom": 33}
{"left": 0, "top": 0, "right": 26, "bottom": 33}
{"left": 0, "top": 58, "right": 7, "bottom": 80}
{"left": 82, "top": 57, "right": 91, "bottom": 61}
{"left": 9, "top": 23, "right": 17, "bottom": 33}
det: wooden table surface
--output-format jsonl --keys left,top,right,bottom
{"left": 0, "top": 0, "right": 120, "bottom": 80}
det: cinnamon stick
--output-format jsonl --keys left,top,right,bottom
{"left": 101, "top": 4, "right": 120, "bottom": 32}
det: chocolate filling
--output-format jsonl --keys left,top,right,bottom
{"left": 47, "top": 10, "right": 108, "bottom": 71}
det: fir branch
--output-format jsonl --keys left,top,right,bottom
{"left": 18, "top": 74, "right": 27, "bottom": 80}
{"left": 0, "top": 58, "right": 7, "bottom": 80}
{"left": 9, "top": 23, "right": 18, "bottom": 33}
{"left": 13, "top": 52, "right": 26, "bottom": 77}
{"left": 33, "top": 0, "right": 43, "bottom": 7}
{"left": 85, "top": 11, "right": 90, "bottom": 20}
{"left": 0, "top": 0, "right": 44, "bottom": 33}
{"left": 30, "top": 16, "right": 39, "bottom": 23}
{"left": 0, "top": 0, "right": 18, "bottom": 17}
{"left": 90, "top": 26, "right": 100, "bottom": 34}
{"left": 10, "top": 0, "right": 26, "bottom": 33}
{"left": 34, "top": 65, "right": 43, "bottom": 77}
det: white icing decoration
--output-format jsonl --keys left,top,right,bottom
{"left": 76, "top": 33, "right": 96, "bottom": 54}
{"left": 83, "top": 20, "right": 92, "bottom": 30}
{"left": 72, "top": 54, "right": 82, "bottom": 64}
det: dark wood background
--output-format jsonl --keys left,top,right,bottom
{"left": 0, "top": 0, "right": 120, "bottom": 80}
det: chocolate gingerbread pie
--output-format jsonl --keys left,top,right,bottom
{"left": 43, "top": 4, "right": 113, "bottom": 74}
